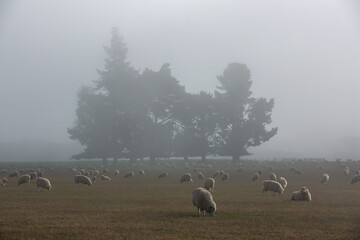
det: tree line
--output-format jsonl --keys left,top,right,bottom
{"left": 68, "top": 28, "right": 278, "bottom": 165}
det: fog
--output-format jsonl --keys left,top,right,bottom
{"left": 0, "top": 0, "right": 359, "bottom": 160}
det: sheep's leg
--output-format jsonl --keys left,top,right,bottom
{"left": 197, "top": 208, "right": 201, "bottom": 216}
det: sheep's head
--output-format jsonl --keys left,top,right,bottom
{"left": 300, "top": 187, "right": 308, "bottom": 195}
{"left": 206, "top": 205, "right": 216, "bottom": 216}
{"left": 277, "top": 187, "right": 284, "bottom": 195}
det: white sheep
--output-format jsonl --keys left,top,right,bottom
{"left": 204, "top": 178, "right": 215, "bottom": 192}
{"left": 139, "top": 169, "right": 145, "bottom": 176}
{"left": 197, "top": 172, "right": 204, "bottom": 180}
{"left": 269, "top": 173, "right": 277, "bottom": 181}
{"left": 158, "top": 172, "right": 168, "bottom": 179}
{"left": 37, "top": 171, "right": 43, "bottom": 177}
{"left": 74, "top": 175, "right": 92, "bottom": 186}
{"left": 344, "top": 167, "right": 350, "bottom": 176}
{"left": 8, "top": 172, "right": 19, "bottom": 178}
{"left": 221, "top": 172, "right": 229, "bottom": 181}
{"left": 277, "top": 177, "right": 288, "bottom": 189}
{"left": 257, "top": 169, "right": 263, "bottom": 175}
{"left": 180, "top": 173, "right": 193, "bottom": 183}
{"left": 192, "top": 187, "right": 216, "bottom": 216}
{"left": 213, "top": 171, "right": 220, "bottom": 177}
{"left": 124, "top": 172, "right": 135, "bottom": 178}
{"left": 321, "top": 174, "right": 330, "bottom": 184}
{"left": 36, "top": 177, "right": 51, "bottom": 191}
{"left": 18, "top": 174, "right": 31, "bottom": 186}
{"left": 291, "top": 187, "right": 311, "bottom": 201}
{"left": 262, "top": 180, "right": 284, "bottom": 195}
{"left": 114, "top": 170, "right": 120, "bottom": 176}
{"left": 350, "top": 174, "right": 360, "bottom": 184}
{"left": 1, "top": 178, "right": 8, "bottom": 186}
{"left": 252, "top": 173, "right": 260, "bottom": 181}
{"left": 29, "top": 172, "right": 37, "bottom": 180}
{"left": 101, "top": 175, "right": 111, "bottom": 181}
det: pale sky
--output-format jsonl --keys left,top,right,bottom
{"left": 0, "top": 0, "right": 359, "bottom": 159}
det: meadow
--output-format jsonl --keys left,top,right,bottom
{"left": 0, "top": 159, "right": 360, "bottom": 240}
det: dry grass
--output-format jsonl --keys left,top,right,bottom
{"left": 1, "top": 160, "right": 360, "bottom": 239}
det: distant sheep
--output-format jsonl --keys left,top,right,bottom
{"left": 91, "top": 176, "right": 96, "bottom": 182}
{"left": 291, "top": 187, "right": 311, "bottom": 201}
{"left": 204, "top": 178, "right": 215, "bottom": 192}
{"left": 74, "top": 175, "right": 92, "bottom": 186}
{"left": 180, "top": 173, "right": 193, "bottom": 183}
{"left": 29, "top": 172, "right": 37, "bottom": 180}
{"left": 294, "top": 169, "right": 303, "bottom": 175}
{"left": 257, "top": 169, "right": 263, "bottom": 175}
{"left": 192, "top": 188, "right": 216, "bottom": 216}
{"left": 262, "top": 180, "right": 284, "bottom": 195}
{"left": 1, "top": 178, "right": 8, "bottom": 186}
{"left": 221, "top": 172, "right": 229, "bottom": 181}
{"left": 139, "top": 169, "right": 145, "bottom": 176}
{"left": 197, "top": 172, "right": 204, "bottom": 180}
{"left": 350, "top": 174, "right": 360, "bottom": 184}
{"left": 37, "top": 171, "right": 43, "bottom": 177}
{"left": 252, "top": 173, "right": 260, "bottom": 181}
{"left": 18, "top": 174, "right": 31, "bottom": 186}
{"left": 219, "top": 170, "right": 225, "bottom": 177}
{"left": 36, "top": 177, "right": 51, "bottom": 191}
{"left": 344, "top": 167, "right": 350, "bottom": 176}
{"left": 277, "top": 177, "right": 288, "bottom": 189}
{"left": 213, "top": 171, "right": 220, "bottom": 177}
{"left": 8, "top": 172, "right": 19, "bottom": 178}
{"left": 114, "top": 170, "right": 120, "bottom": 176}
{"left": 124, "top": 172, "right": 135, "bottom": 178}
{"left": 269, "top": 173, "right": 277, "bottom": 181}
{"left": 101, "top": 175, "right": 112, "bottom": 181}
{"left": 321, "top": 174, "right": 330, "bottom": 184}
{"left": 158, "top": 172, "right": 168, "bottom": 179}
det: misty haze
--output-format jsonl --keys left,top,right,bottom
{"left": 0, "top": 1, "right": 360, "bottom": 239}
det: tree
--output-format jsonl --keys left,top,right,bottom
{"left": 215, "top": 63, "right": 278, "bottom": 163}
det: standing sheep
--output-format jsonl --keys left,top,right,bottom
{"left": 124, "top": 172, "right": 135, "bottom": 178}
{"left": 291, "top": 187, "right": 311, "bottom": 201}
{"left": 252, "top": 173, "right": 260, "bottom": 181}
{"left": 158, "top": 172, "right": 168, "bottom": 179}
{"left": 101, "top": 175, "right": 112, "bottom": 181}
{"left": 321, "top": 174, "right": 330, "bottom": 184}
{"left": 269, "top": 173, "right": 277, "bottom": 181}
{"left": 344, "top": 167, "right": 350, "bottom": 176}
{"left": 192, "top": 188, "right": 216, "bottom": 216}
{"left": 204, "top": 178, "right": 215, "bottom": 192}
{"left": 262, "top": 180, "right": 284, "bottom": 195}
{"left": 36, "top": 177, "right": 52, "bottom": 191}
{"left": 114, "top": 170, "right": 120, "bottom": 176}
{"left": 18, "top": 174, "right": 31, "bottom": 186}
{"left": 197, "top": 172, "right": 204, "bottom": 180}
{"left": 180, "top": 173, "right": 193, "bottom": 183}
{"left": 221, "top": 172, "right": 229, "bottom": 181}
{"left": 74, "top": 175, "right": 92, "bottom": 186}
{"left": 1, "top": 178, "right": 8, "bottom": 186}
{"left": 139, "top": 169, "right": 145, "bottom": 176}
{"left": 277, "top": 177, "right": 288, "bottom": 189}
{"left": 29, "top": 172, "right": 37, "bottom": 180}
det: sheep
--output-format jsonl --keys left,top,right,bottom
{"left": 74, "top": 175, "right": 92, "bottom": 186}
{"left": 213, "top": 171, "right": 220, "bottom": 177}
{"left": 114, "top": 170, "right": 120, "bottom": 176}
{"left": 8, "top": 172, "right": 19, "bottom": 178}
{"left": 257, "top": 169, "right": 263, "bottom": 175}
{"left": 277, "top": 177, "right": 288, "bottom": 189}
{"left": 192, "top": 187, "right": 216, "bottom": 216}
{"left": 321, "top": 174, "right": 330, "bottom": 184}
{"left": 36, "top": 177, "right": 51, "bottom": 191}
{"left": 94, "top": 170, "right": 100, "bottom": 176}
{"left": 1, "top": 178, "right": 8, "bottom": 186}
{"left": 18, "top": 174, "right": 31, "bottom": 186}
{"left": 219, "top": 170, "right": 225, "bottom": 177}
{"left": 221, "top": 172, "right": 229, "bottom": 181}
{"left": 291, "top": 187, "right": 312, "bottom": 201}
{"left": 101, "top": 175, "right": 112, "bottom": 181}
{"left": 139, "top": 169, "right": 145, "bottom": 176}
{"left": 204, "top": 178, "right": 215, "bottom": 192}
{"left": 197, "top": 172, "right": 204, "bottom": 180}
{"left": 29, "top": 172, "right": 37, "bottom": 180}
{"left": 252, "top": 173, "right": 260, "bottom": 181}
{"left": 158, "top": 172, "right": 168, "bottom": 179}
{"left": 37, "top": 171, "right": 43, "bottom": 177}
{"left": 124, "top": 172, "right": 135, "bottom": 178}
{"left": 344, "top": 167, "right": 350, "bottom": 176}
{"left": 91, "top": 176, "right": 96, "bottom": 182}
{"left": 269, "top": 173, "right": 277, "bottom": 181}
{"left": 180, "top": 173, "right": 193, "bottom": 183}
{"left": 294, "top": 169, "right": 303, "bottom": 175}
{"left": 262, "top": 180, "right": 284, "bottom": 195}
{"left": 350, "top": 174, "right": 360, "bottom": 184}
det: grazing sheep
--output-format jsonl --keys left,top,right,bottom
{"left": 29, "top": 172, "right": 37, "bottom": 180}
{"left": 36, "top": 177, "right": 51, "bottom": 191}
{"left": 204, "top": 178, "right": 215, "bottom": 192}
{"left": 291, "top": 187, "right": 312, "bottom": 201}
{"left": 321, "top": 174, "right": 330, "bottom": 184}
{"left": 1, "top": 178, "right": 8, "bottom": 186}
{"left": 269, "top": 173, "right": 277, "bottom": 181}
{"left": 197, "top": 172, "right": 204, "bottom": 180}
{"left": 124, "top": 172, "right": 135, "bottom": 178}
{"left": 18, "top": 174, "right": 31, "bottom": 186}
{"left": 139, "top": 169, "right": 145, "bottom": 176}
{"left": 262, "top": 180, "right": 284, "bottom": 195}
{"left": 221, "top": 172, "right": 229, "bottom": 181}
{"left": 114, "top": 170, "right": 120, "bottom": 176}
{"left": 74, "top": 175, "right": 92, "bottom": 186}
{"left": 277, "top": 177, "right": 288, "bottom": 189}
{"left": 180, "top": 173, "right": 193, "bottom": 183}
{"left": 101, "top": 175, "right": 112, "bottom": 181}
{"left": 192, "top": 188, "right": 216, "bottom": 216}
{"left": 158, "top": 172, "right": 168, "bottom": 179}
{"left": 252, "top": 173, "right": 260, "bottom": 181}
{"left": 213, "top": 171, "right": 220, "bottom": 177}
{"left": 8, "top": 172, "right": 19, "bottom": 178}
{"left": 350, "top": 174, "right": 360, "bottom": 184}
{"left": 219, "top": 170, "right": 225, "bottom": 177}
{"left": 94, "top": 170, "right": 100, "bottom": 176}
{"left": 257, "top": 169, "right": 263, "bottom": 175}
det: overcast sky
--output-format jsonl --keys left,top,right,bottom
{"left": 0, "top": 0, "right": 359, "bottom": 159}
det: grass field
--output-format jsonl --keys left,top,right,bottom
{"left": 0, "top": 159, "right": 360, "bottom": 240}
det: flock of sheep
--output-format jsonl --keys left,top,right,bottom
{"left": 1, "top": 158, "right": 360, "bottom": 217}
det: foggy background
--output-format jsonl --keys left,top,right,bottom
{"left": 0, "top": 0, "right": 359, "bottom": 161}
